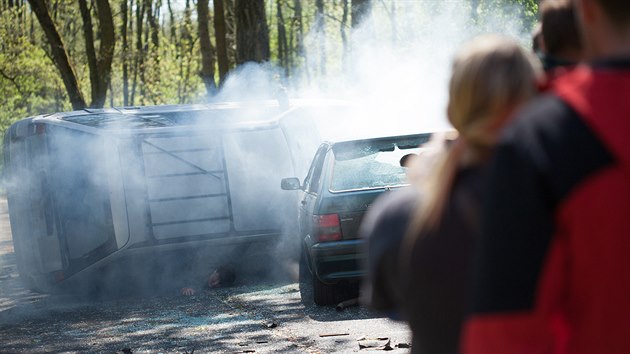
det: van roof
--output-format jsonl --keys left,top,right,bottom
{"left": 39, "top": 99, "right": 354, "bottom": 131}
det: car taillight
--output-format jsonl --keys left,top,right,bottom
{"left": 313, "top": 214, "right": 342, "bottom": 242}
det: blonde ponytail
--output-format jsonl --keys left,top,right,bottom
{"left": 400, "top": 35, "right": 541, "bottom": 267}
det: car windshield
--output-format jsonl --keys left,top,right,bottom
{"left": 330, "top": 146, "right": 422, "bottom": 192}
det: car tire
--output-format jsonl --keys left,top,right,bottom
{"left": 299, "top": 249, "right": 339, "bottom": 306}
{"left": 298, "top": 251, "right": 313, "bottom": 305}
{"left": 312, "top": 274, "right": 338, "bottom": 306}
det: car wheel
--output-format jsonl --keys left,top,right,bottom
{"left": 312, "top": 274, "right": 338, "bottom": 306}
{"left": 299, "top": 249, "right": 339, "bottom": 306}
{"left": 298, "top": 250, "right": 313, "bottom": 305}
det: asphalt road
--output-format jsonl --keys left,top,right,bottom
{"left": 0, "top": 198, "right": 411, "bottom": 353}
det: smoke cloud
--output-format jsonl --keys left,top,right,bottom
{"left": 1, "top": 0, "right": 536, "bottom": 303}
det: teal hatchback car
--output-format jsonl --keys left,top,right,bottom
{"left": 281, "top": 133, "right": 433, "bottom": 305}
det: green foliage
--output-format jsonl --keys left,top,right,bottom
{"left": 0, "top": 0, "right": 541, "bottom": 138}
{"left": 0, "top": 7, "right": 69, "bottom": 131}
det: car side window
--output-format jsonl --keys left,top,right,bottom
{"left": 304, "top": 147, "right": 328, "bottom": 194}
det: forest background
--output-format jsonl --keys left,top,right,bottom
{"left": 0, "top": 0, "right": 540, "bottom": 146}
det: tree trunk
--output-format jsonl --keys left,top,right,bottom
{"left": 235, "top": 0, "right": 270, "bottom": 64}
{"left": 27, "top": 0, "right": 86, "bottom": 110}
{"left": 197, "top": 0, "right": 217, "bottom": 98}
{"left": 145, "top": 0, "right": 161, "bottom": 104}
{"left": 293, "top": 0, "right": 309, "bottom": 84}
{"left": 78, "top": 0, "right": 99, "bottom": 107}
{"left": 224, "top": 0, "right": 238, "bottom": 69}
{"left": 213, "top": 0, "right": 229, "bottom": 85}
{"left": 121, "top": 0, "right": 130, "bottom": 106}
{"left": 140, "top": 5, "right": 149, "bottom": 103}
{"left": 340, "top": 0, "right": 349, "bottom": 72}
{"left": 315, "top": 0, "right": 325, "bottom": 76}
{"left": 95, "top": 0, "right": 116, "bottom": 108}
{"left": 166, "top": 0, "right": 176, "bottom": 42}
{"left": 276, "top": 0, "right": 289, "bottom": 77}
{"left": 131, "top": 0, "right": 145, "bottom": 106}
{"left": 351, "top": 0, "right": 371, "bottom": 28}
{"left": 178, "top": 0, "right": 194, "bottom": 103}
{"left": 147, "top": 0, "right": 159, "bottom": 50}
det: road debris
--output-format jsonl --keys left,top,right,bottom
{"left": 319, "top": 332, "right": 350, "bottom": 338}
{"left": 281, "top": 287, "right": 299, "bottom": 294}
{"left": 264, "top": 320, "right": 278, "bottom": 328}
{"left": 335, "top": 297, "right": 359, "bottom": 311}
{"left": 358, "top": 337, "right": 392, "bottom": 351}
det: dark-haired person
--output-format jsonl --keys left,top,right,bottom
{"left": 361, "top": 35, "right": 540, "bottom": 354}
{"left": 539, "top": 0, "right": 584, "bottom": 73}
{"left": 180, "top": 265, "right": 236, "bottom": 296}
{"left": 463, "top": 0, "right": 630, "bottom": 353}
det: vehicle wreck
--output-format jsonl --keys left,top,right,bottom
{"left": 3, "top": 100, "right": 344, "bottom": 294}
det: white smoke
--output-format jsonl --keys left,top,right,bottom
{"left": 1, "top": 0, "right": 537, "bottom": 300}
{"left": 214, "top": 0, "right": 533, "bottom": 141}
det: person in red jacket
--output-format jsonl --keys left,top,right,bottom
{"left": 462, "top": 1, "right": 630, "bottom": 354}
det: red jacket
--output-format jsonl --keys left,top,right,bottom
{"left": 463, "top": 62, "right": 630, "bottom": 354}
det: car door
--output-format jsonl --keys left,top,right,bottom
{"left": 299, "top": 145, "right": 329, "bottom": 245}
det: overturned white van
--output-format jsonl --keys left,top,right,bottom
{"left": 3, "top": 100, "right": 342, "bottom": 292}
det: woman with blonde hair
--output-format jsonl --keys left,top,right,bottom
{"left": 361, "top": 35, "right": 541, "bottom": 354}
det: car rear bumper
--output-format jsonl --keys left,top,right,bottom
{"left": 308, "top": 239, "right": 364, "bottom": 284}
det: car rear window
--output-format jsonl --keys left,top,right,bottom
{"left": 330, "top": 147, "right": 421, "bottom": 192}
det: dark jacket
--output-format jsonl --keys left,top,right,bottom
{"left": 362, "top": 166, "right": 487, "bottom": 354}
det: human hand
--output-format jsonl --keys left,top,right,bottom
{"left": 180, "top": 287, "right": 195, "bottom": 296}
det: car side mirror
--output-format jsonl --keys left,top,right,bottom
{"left": 281, "top": 177, "right": 302, "bottom": 190}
